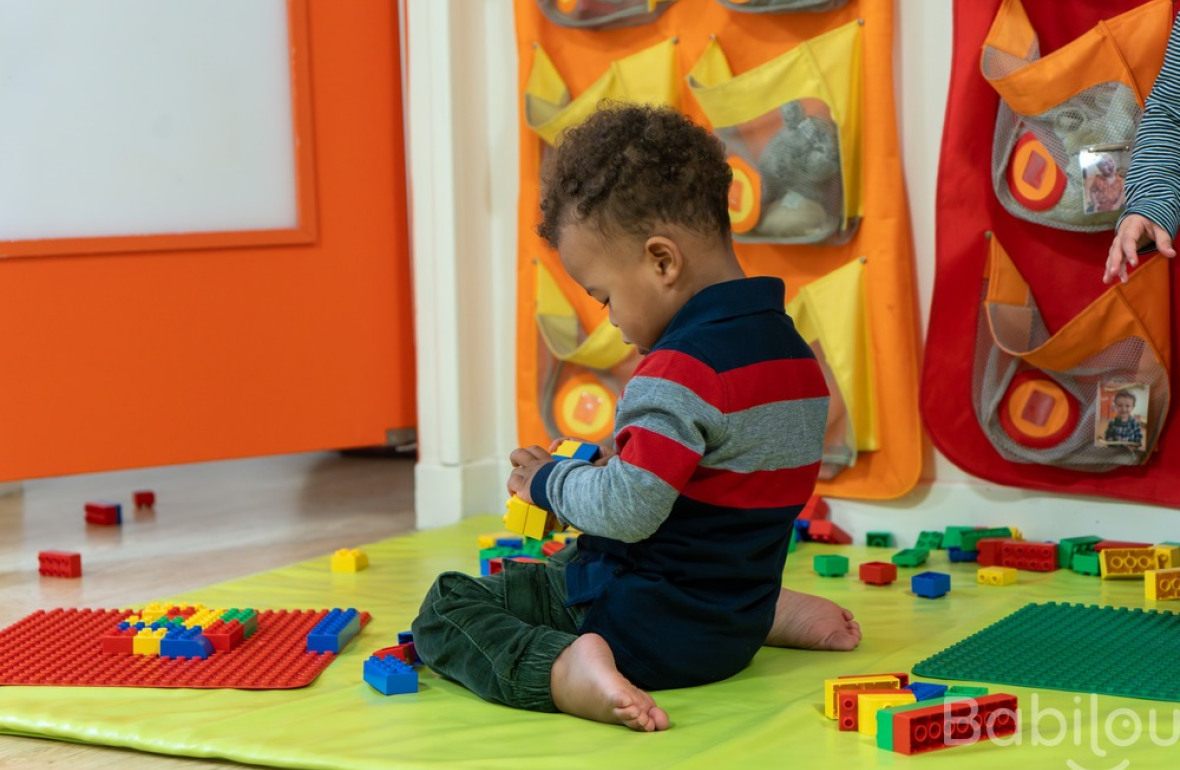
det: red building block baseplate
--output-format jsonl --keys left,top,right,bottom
{"left": 0, "top": 608, "right": 370, "bottom": 689}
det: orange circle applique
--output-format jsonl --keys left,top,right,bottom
{"left": 1006, "top": 132, "right": 1066, "bottom": 212}
{"left": 726, "top": 156, "right": 762, "bottom": 234}
{"left": 997, "top": 371, "right": 1078, "bottom": 449}
{"left": 553, "top": 373, "right": 615, "bottom": 443}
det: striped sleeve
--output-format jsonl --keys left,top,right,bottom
{"left": 1122, "top": 14, "right": 1180, "bottom": 239}
{"left": 530, "top": 350, "right": 720, "bottom": 543}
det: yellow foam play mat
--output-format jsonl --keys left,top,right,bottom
{"left": 1, "top": 516, "right": 1176, "bottom": 769}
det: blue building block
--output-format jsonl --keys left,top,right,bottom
{"left": 794, "top": 519, "right": 811, "bottom": 540}
{"left": 364, "top": 654, "right": 418, "bottom": 695}
{"left": 398, "top": 630, "right": 414, "bottom": 645}
{"left": 160, "top": 627, "right": 213, "bottom": 660}
{"left": 307, "top": 608, "right": 361, "bottom": 654}
{"left": 947, "top": 547, "right": 978, "bottom": 563}
{"left": 494, "top": 536, "right": 524, "bottom": 550}
{"left": 907, "top": 682, "right": 949, "bottom": 701}
{"left": 911, "top": 571, "right": 951, "bottom": 599}
{"left": 553, "top": 441, "right": 602, "bottom": 463}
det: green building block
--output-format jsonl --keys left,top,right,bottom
{"left": 1057, "top": 536, "right": 1102, "bottom": 571}
{"left": 866, "top": 531, "right": 893, "bottom": 548}
{"left": 946, "top": 685, "right": 990, "bottom": 697}
{"left": 876, "top": 696, "right": 971, "bottom": 751}
{"left": 916, "top": 530, "right": 944, "bottom": 550}
{"left": 959, "top": 527, "right": 1012, "bottom": 552}
{"left": 788, "top": 526, "right": 798, "bottom": 553}
{"left": 942, "top": 526, "right": 975, "bottom": 549}
{"left": 891, "top": 548, "right": 929, "bottom": 568}
{"left": 813, "top": 554, "right": 849, "bottom": 577}
{"left": 1071, "top": 551, "right": 1101, "bottom": 576}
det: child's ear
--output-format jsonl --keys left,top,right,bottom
{"left": 643, "top": 235, "right": 682, "bottom": 285}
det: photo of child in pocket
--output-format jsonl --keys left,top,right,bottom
{"left": 1096, "top": 382, "right": 1149, "bottom": 451}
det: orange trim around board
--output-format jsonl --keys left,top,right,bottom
{"left": 0, "top": 0, "right": 319, "bottom": 260}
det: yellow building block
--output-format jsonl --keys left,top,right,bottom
{"left": 857, "top": 691, "right": 917, "bottom": 736}
{"left": 552, "top": 440, "right": 581, "bottom": 458}
{"left": 977, "top": 566, "right": 1018, "bottom": 586}
{"left": 823, "top": 675, "right": 901, "bottom": 719}
{"left": 1145, "top": 568, "right": 1180, "bottom": 601}
{"left": 185, "top": 608, "right": 224, "bottom": 629}
{"left": 133, "top": 628, "right": 167, "bottom": 656}
{"left": 1008, "top": 526, "right": 1024, "bottom": 540}
{"left": 330, "top": 548, "right": 369, "bottom": 573}
{"left": 1153, "top": 545, "right": 1180, "bottom": 570}
{"left": 503, "top": 496, "right": 554, "bottom": 541}
{"left": 1099, "top": 547, "right": 1157, "bottom": 579}
{"left": 477, "top": 531, "right": 521, "bottom": 549}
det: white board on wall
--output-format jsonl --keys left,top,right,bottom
{"left": 0, "top": 0, "right": 296, "bottom": 242}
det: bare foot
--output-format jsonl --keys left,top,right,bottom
{"left": 764, "top": 588, "right": 862, "bottom": 650}
{"left": 550, "top": 633, "right": 670, "bottom": 732}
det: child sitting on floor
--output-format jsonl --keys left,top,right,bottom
{"left": 412, "top": 105, "right": 861, "bottom": 732}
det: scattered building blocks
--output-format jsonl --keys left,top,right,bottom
{"left": 503, "top": 496, "right": 556, "bottom": 541}
{"left": 891, "top": 549, "right": 929, "bottom": 568}
{"left": 975, "top": 538, "right": 1009, "bottom": 567}
{"left": 859, "top": 561, "right": 897, "bottom": 586}
{"left": 1071, "top": 551, "right": 1101, "bottom": 576}
{"left": 807, "top": 519, "right": 852, "bottom": 545}
{"left": 959, "top": 527, "right": 1014, "bottom": 552}
{"left": 813, "top": 554, "right": 849, "bottom": 577}
{"left": 1144, "top": 568, "right": 1180, "bottom": 601}
{"left": 307, "top": 608, "right": 361, "bottom": 654}
{"left": 160, "top": 627, "right": 214, "bottom": 660}
{"left": 999, "top": 541, "right": 1058, "bottom": 572}
{"left": 1099, "top": 547, "right": 1157, "bottom": 579}
{"left": 890, "top": 693, "right": 1019, "bottom": 755}
{"left": 866, "top": 531, "right": 893, "bottom": 548}
{"left": 838, "top": 687, "right": 900, "bottom": 731}
{"left": 37, "top": 551, "right": 82, "bottom": 578}
{"left": 858, "top": 691, "right": 917, "bottom": 736}
{"left": 824, "top": 675, "right": 901, "bottom": 719}
{"left": 1153, "top": 545, "right": 1180, "bottom": 569}
{"left": 876, "top": 696, "right": 970, "bottom": 751}
{"left": 977, "top": 566, "right": 1018, "bottom": 586}
{"left": 946, "top": 685, "right": 989, "bottom": 697}
{"left": 798, "top": 495, "right": 830, "bottom": 521}
{"left": 364, "top": 653, "right": 418, "bottom": 695}
{"left": 911, "top": 571, "right": 950, "bottom": 599}
{"left": 907, "top": 682, "right": 949, "bottom": 701}
{"left": 551, "top": 440, "right": 602, "bottom": 462}
{"left": 330, "top": 548, "right": 369, "bottom": 573}
{"left": 84, "top": 501, "right": 122, "bottom": 526}
{"left": 941, "top": 526, "right": 976, "bottom": 550}
{"left": 916, "top": 531, "right": 944, "bottom": 550}
{"left": 1093, "top": 539, "right": 1151, "bottom": 551}
{"left": 133, "top": 490, "right": 155, "bottom": 508}
{"left": 946, "top": 548, "right": 977, "bottom": 563}
{"left": 1057, "top": 536, "right": 1101, "bottom": 571}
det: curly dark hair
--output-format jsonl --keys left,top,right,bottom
{"left": 537, "top": 104, "right": 732, "bottom": 247}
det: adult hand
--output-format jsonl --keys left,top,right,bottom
{"left": 1104, "top": 214, "right": 1176, "bottom": 284}
{"left": 507, "top": 445, "right": 553, "bottom": 503}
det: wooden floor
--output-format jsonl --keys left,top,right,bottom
{"left": 0, "top": 451, "right": 416, "bottom": 768}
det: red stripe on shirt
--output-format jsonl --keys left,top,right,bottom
{"left": 616, "top": 425, "right": 702, "bottom": 491}
{"left": 682, "top": 462, "right": 821, "bottom": 509}
{"left": 718, "top": 359, "right": 828, "bottom": 413}
{"left": 632, "top": 350, "right": 723, "bottom": 410}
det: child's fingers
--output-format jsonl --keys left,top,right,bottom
{"left": 1153, "top": 225, "right": 1176, "bottom": 259}
{"left": 508, "top": 445, "right": 550, "bottom": 467}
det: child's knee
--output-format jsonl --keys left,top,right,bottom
{"left": 411, "top": 571, "right": 495, "bottom": 662}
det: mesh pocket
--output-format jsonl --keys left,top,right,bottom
{"left": 716, "top": 0, "right": 849, "bottom": 12}
{"left": 538, "top": 0, "right": 673, "bottom": 29}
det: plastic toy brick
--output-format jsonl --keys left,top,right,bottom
{"left": 941, "top": 526, "right": 976, "bottom": 549}
{"left": 858, "top": 561, "right": 897, "bottom": 586}
{"left": 372, "top": 641, "right": 419, "bottom": 665}
{"left": 38, "top": 550, "right": 82, "bottom": 578}
{"left": 946, "top": 685, "right": 989, "bottom": 697}
{"left": 503, "top": 496, "right": 557, "bottom": 541}
{"left": 813, "top": 554, "right": 849, "bottom": 577}
{"left": 133, "top": 490, "right": 155, "bottom": 508}
{"left": 798, "top": 495, "right": 829, "bottom": 521}
{"left": 221, "top": 608, "right": 258, "bottom": 638}
{"left": 364, "top": 653, "right": 418, "bottom": 695}
{"left": 487, "top": 558, "right": 504, "bottom": 575}
{"left": 202, "top": 619, "right": 244, "bottom": 652}
{"left": 911, "top": 571, "right": 950, "bottom": 599}
{"left": 823, "top": 674, "right": 901, "bottom": 719}
{"left": 977, "top": 566, "right": 1018, "bottom": 586}
{"left": 975, "top": 538, "right": 1009, "bottom": 567}
{"left": 1057, "top": 536, "right": 1101, "bottom": 571}
{"left": 542, "top": 540, "right": 566, "bottom": 557}
{"left": 476, "top": 531, "right": 519, "bottom": 549}
{"left": 946, "top": 547, "right": 977, "bottom": 563}
{"left": 551, "top": 440, "right": 602, "bottom": 463}
{"left": 1099, "top": 547, "right": 1157, "bottom": 579}
{"left": 837, "top": 671, "right": 909, "bottom": 687}
{"left": 307, "top": 608, "right": 361, "bottom": 654}
{"left": 891, "top": 693, "right": 1019, "bottom": 755}
{"left": 891, "top": 549, "right": 929, "bottom": 568}
{"left": 793, "top": 519, "right": 811, "bottom": 542}
{"left": 876, "top": 697, "right": 969, "bottom": 751}
{"left": 999, "top": 541, "right": 1058, "bottom": 572}
{"left": 837, "top": 687, "right": 899, "bottom": 731}
{"left": 133, "top": 628, "right": 168, "bottom": 656}
{"left": 858, "top": 691, "right": 917, "bottom": 736}
{"left": 100, "top": 626, "right": 137, "bottom": 655}
{"left": 866, "top": 531, "right": 893, "bottom": 548}
{"left": 1144, "top": 568, "right": 1180, "bottom": 601}
{"left": 806, "top": 519, "right": 852, "bottom": 545}
{"left": 959, "top": 527, "right": 1013, "bottom": 553}
{"left": 787, "top": 525, "right": 798, "bottom": 553}
{"left": 907, "top": 682, "right": 949, "bottom": 701}
{"left": 398, "top": 630, "right": 413, "bottom": 644}
{"left": 1153, "top": 545, "right": 1180, "bottom": 570}
{"left": 1093, "top": 539, "right": 1151, "bottom": 551}
{"left": 160, "top": 627, "right": 214, "bottom": 660}
{"left": 330, "top": 548, "right": 370, "bottom": 573}
{"left": 916, "top": 531, "right": 944, "bottom": 550}
{"left": 84, "top": 501, "right": 122, "bottom": 526}
{"left": 1071, "top": 551, "right": 1101, "bottom": 576}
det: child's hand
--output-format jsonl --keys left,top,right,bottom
{"left": 1105, "top": 214, "right": 1176, "bottom": 284}
{"left": 507, "top": 445, "right": 553, "bottom": 504}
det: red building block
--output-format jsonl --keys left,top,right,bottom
{"left": 84, "top": 501, "right": 121, "bottom": 526}
{"left": 859, "top": 561, "right": 898, "bottom": 585}
{"left": 892, "top": 694, "right": 1018, "bottom": 755}
{"left": 975, "top": 538, "right": 1010, "bottom": 567}
{"left": 374, "top": 641, "right": 419, "bottom": 665}
{"left": 1094, "top": 540, "right": 1151, "bottom": 552}
{"left": 100, "top": 626, "right": 137, "bottom": 655}
{"left": 808, "top": 519, "right": 852, "bottom": 545}
{"left": 38, "top": 551, "right": 82, "bottom": 578}
{"left": 999, "top": 541, "right": 1058, "bottom": 572}
{"left": 133, "top": 490, "right": 156, "bottom": 508}
{"left": 838, "top": 671, "right": 909, "bottom": 687}
{"left": 202, "top": 619, "right": 244, "bottom": 652}
{"left": 488, "top": 558, "right": 504, "bottom": 575}
{"left": 839, "top": 688, "right": 902, "bottom": 731}
{"left": 542, "top": 540, "right": 566, "bottom": 558}
{"left": 799, "top": 496, "right": 830, "bottom": 521}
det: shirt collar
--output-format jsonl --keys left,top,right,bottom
{"left": 659, "top": 276, "right": 786, "bottom": 341}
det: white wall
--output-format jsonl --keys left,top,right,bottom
{"left": 408, "top": 0, "right": 1179, "bottom": 545}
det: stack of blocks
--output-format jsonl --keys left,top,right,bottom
{"left": 100, "top": 604, "right": 256, "bottom": 658}
{"left": 501, "top": 440, "right": 601, "bottom": 541}
{"left": 364, "top": 630, "right": 420, "bottom": 695}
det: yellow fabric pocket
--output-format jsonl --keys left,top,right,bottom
{"left": 537, "top": 0, "right": 675, "bottom": 29}
{"left": 687, "top": 21, "right": 862, "bottom": 244}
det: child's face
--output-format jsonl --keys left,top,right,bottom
{"left": 556, "top": 222, "right": 682, "bottom": 355}
{"left": 1114, "top": 396, "right": 1135, "bottom": 419}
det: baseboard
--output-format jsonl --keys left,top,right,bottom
{"left": 414, "top": 457, "right": 506, "bottom": 529}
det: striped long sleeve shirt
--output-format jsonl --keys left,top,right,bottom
{"left": 1123, "top": 13, "right": 1180, "bottom": 238}
{"left": 529, "top": 276, "right": 829, "bottom": 691}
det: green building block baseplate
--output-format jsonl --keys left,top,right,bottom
{"left": 913, "top": 602, "right": 1180, "bottom": 702}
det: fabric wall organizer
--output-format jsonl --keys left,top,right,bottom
{"left": 514, "top": 0, "right": 922, "bottom": 500}
{"left": 924, "top": 0, "right": 1180, "bottom": 506}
